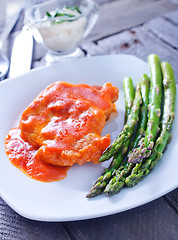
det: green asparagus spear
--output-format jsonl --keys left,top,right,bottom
{"left": 123, "top": 77, "right": 135, "bottom": 122}
{"left": 130, "top": 74, "right": 150, "bottom": 146}
{"left": 99, "top": 82, "right": 142, "bottom": 163}
{"left": 104, "top": 75, "right": 150, "bottom": 196}
{"left": 125, "top": 61, "right": 176, "bottom": 187}
{"left": 86, "top": 77, "right": 134, "bottom": 198}
{"left": 128, "top": 54, "right": 163, "bottom": 163}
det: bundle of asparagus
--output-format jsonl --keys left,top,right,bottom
{"left": 86, "top": 54, "right": 176, "bottom": 198}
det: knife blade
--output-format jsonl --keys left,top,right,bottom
{"left": 8, "top": 29, "right": 34, "bottom": 78}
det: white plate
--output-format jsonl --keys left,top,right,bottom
{"left": 0, "top": 54, "right": 177, "bottom": 221}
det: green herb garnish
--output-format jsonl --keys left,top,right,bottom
{"left": 65, "top": 6, "right": 82, "bottom": 14}
{"left": 46, "top": 6, "right": 82, "bottom": 24}
{"left": 46, "top": 11, "right": 52, "bottom": 18}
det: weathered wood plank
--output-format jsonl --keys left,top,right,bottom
{"left": 95, "top": 0, "right": 116, "bottom": 5}
{"left": 82, "top": 25, "right": 178, "bottom": 81}
{"left": 63, "top": 196, "right": 178, "bottom": 240}
{"left": 0, "top": 198, "right": 71, "bottom": 240}
{"left": 169, "top": 0, "right": 178, "bottom": 5}
{"left": 165, "top": 9, "right": 178, "bottom": 25}
{"left": 145, "top": 15, "right": 178, "bottom": 49}
{"left": 87, "top": 0, "right": 178, "bottom": 41}
{"left": 164, "top": 188, "right": 178, "bottom": 213}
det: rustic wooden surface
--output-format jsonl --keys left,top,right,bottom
{"left": 1, "top": 0, "right": 178, "bottom": 239}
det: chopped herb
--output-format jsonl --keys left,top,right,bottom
{"left": 65, "top": 6, "right": 82, "bottom": 14}
{"left": 53, "top": 8, "right": 59, "bottom": 17}
{"left": 46, "top": 11, "right": 52, "bottom": 17}
{"left": 54, "top": 12, "right": 76, "bottom": 18}
{"left": 53, "top": 8, "right": 76, "bottom": 18}
{"left": 46, "top": 6, "right": 81, "bottom": 23}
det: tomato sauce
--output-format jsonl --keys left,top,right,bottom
{"left": 5, "top": 128, "right": 69, "bottom": 182}
{"left": 5, "top": 81, "right": 119, "bottom": 182}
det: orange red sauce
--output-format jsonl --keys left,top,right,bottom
{"left": 5, "top": 81, "right": 119, "bottom": 182}
{"left": 5, "top": 128, "right": 69, "bottom": 182}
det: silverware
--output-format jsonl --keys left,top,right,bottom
{"left": 8, "top": 29, "right": 34, "bottom": 78}
{"left": 0, "top": 4, "right": 22, "bottom": 80}
{"left": 0, "top": 54, "right": 9, "bottom": 80}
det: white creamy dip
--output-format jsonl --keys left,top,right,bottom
{"left": 32, "top": 8, "right": 87, "bottom": 53}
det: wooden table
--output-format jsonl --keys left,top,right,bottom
{"left": 1, "top": 0, "right": 178, "bottom": 239}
